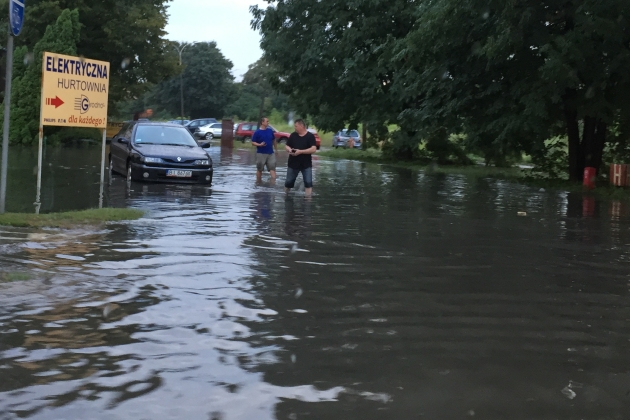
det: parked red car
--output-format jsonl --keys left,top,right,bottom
{"left": 234, "top": 122, "right": 290, "bottom": 143}
{"left": 307, "top": 128, "right": 322, "bottom": 150}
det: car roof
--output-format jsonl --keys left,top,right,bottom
{"left": 135, "top": 121, "right": 185, "bottom": 127}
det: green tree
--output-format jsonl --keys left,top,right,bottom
{"left": 225, "top": 83, "right": 264, "bottom": 121}
{"left": 254, "top": 0, "right": 630, "bottom": 175}
{"left": 152, "top": 42, "right": 235, "bottom": 119}
{"left": 226, "top": 58, "right": 289, "bottom": 121}
{"left": 4, "top": 9, "right": 81, "bottom": 145}
{"left": 0, "top": 0, "right": 177, "bottom": 114}
{"left": 251, "top": 0, "right": 416, "bottom": 135}
{"left": 397, "top": 0, "right": 630, "bottom": 180}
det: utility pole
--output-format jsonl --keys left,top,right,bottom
{"left": 0, "top": 36, "right": 13, "bottom": 214}
{"left": 1, "top": 0, "right": 25, "bottom": 214}
{"left": 174, "top": 42, "right": 196, "bottom": 124}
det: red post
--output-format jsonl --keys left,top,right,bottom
{"left": 583, "top": 167, "right": 596, "bottom": 189}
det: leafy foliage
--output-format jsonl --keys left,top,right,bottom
{"left": 151, "top": 42, "right": 235, "bottom": 120}
{"left": 253, "top": 0, "right": 630, "bottom": 178}
{"left": 3, "top": 9, "right": 81, "bottom": 145}
{"left": 7, "top": 0, "right": 178, "bottom": 112}
{"left": 226, "top": 59, "right": 290, "bottom": 121}
{"left": 251, "top": 0, "right": 416, "bottom": 135}
{"left": 528, "top": 137, "right": 569, "bottom": 180}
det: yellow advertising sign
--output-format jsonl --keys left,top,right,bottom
{"left": 40, "top": 52, "right": 110, "bottom": 128}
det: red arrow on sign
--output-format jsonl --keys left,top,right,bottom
{"left": 46, "top": 96, "right": 64, "bottom": 108}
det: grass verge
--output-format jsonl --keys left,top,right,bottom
{"left": 318, "top": 148, "right": 630, "bottom": 200}
{"left": 319, "top": 148, "right": 522, "bottom": 177}
{"left": 0, "top": 208, "right": 144, "bottom": 228}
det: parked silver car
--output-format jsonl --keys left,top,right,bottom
{"left": 332, "top": 129, "right": 361, "bottom": 148}
{"left": 167, "top": 119, "right": 190, "bottom": 126}
{"left": 195, "top": 122, "right": 223, "bottom": 140}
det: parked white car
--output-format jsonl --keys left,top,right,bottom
{"left": 195, "top": 123, "right": 223, "bottom": 140}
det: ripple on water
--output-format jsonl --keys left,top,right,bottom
{"left": 2, "top": 147, "right": 630, "bottom": 418}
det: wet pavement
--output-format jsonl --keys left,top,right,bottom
{"left": 1, "top": 145, "right": 630, "bottom": 419}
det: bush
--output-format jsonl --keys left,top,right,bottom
{"left": 382, "top": 130, "right": 423, "bottom": 161}
{"left": 527, "top": 136, "right": 568, "bottom": 179}
{"left": 425, "top": 128, "right": 473, "bottom": 165}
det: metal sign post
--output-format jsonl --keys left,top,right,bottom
{"left": 37, "top": 52, "right": 110, "bottom": 212}
{"left": 99, "top": 128, "right": 106, "bottom": 208}
{"left": 0, "top": 0, "right": 25, "bottom": 214}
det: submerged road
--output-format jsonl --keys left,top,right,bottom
{"left": 1, "top": 145, "right": 630, "bottom": 419}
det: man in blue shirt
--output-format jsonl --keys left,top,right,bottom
{"left": 251, "top": 117, "right": 277, "bottom": 181}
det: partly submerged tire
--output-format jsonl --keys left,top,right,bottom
{"left": 205, "top": 132, "right": 213, "bottom": 140}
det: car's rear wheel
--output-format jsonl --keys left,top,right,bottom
{"left": 126, "top": 163, "right": 133, "bottom": 185}
{"left": 316, "top": 145, "right": 320, "bottom": 150}
{"left": 205, "top": 133, "right": 213, "bottom": 140}
{"left": 243, "top": 136, "right": 250, "bottom": 143}
{"left": 108, "top": 158, "right": 115, "bottom": 185}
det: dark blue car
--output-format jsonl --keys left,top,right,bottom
{"left": 109, "top": 121, "right": 213, "bottom": 185}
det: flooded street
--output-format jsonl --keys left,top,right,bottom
{"left": 1, "top": 145, "right": 630, "bottom": 419}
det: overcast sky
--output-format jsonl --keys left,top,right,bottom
{"left": 165, "top": 0, "right": 268, "bottom": 80}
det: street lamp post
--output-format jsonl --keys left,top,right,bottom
{"left": 174, "top": 42, "right": 196, "bottom": 124}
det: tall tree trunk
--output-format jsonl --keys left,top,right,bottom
{"left": 592, "top": 121, "right": 607, "bottom": 174}
{"left": 582, "top": 115, "right": 597, "bottom": 168}
{"left": 362, "top": 122, "right": 367, "bottom": 150}
{"left": 563, "top": 91, "right": 581, "bottom": 182}
{"left": 582, "top": 117, "right": 607, "bottom": 175}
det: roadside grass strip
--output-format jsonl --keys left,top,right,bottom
{"left": 0, "top": 208, "right": 144, "bottom": 228}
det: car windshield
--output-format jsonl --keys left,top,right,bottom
{"left": 341, "top": 129, "right": 360, "bottom": 137}
{"left": 134, "top": 125, "right": 198, "bottom": 147}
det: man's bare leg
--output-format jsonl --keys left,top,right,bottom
{"left": 270, "top": 170, "right": 276, "bottom": 180}
{"left": 256, "top": 170, "right": 262, "bottom": 182}
{"left": 305, "top": 187, "right": 312, "bottom": 197}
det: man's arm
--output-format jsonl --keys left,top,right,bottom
{"left": 251, "top": 131, "right": 264, "bottom": 147}
{"left": 294, "top": 146, "right": 317, "bottom": 155}
{"left": 273, "top": 137, "right": 278, "bottom": 153}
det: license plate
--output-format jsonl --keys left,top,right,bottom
{"left": 166, "top": 170, "right": 192, "bottom": 178}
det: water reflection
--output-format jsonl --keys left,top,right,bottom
{"left": 2, "top": 147, "right": 630, "bottom": 418}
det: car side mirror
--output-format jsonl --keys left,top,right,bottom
{"left": 118, "top": 138, "right": 129, "bottom": 144}
{"left": 200, "top": 142, "right": 211, "bottom": 149}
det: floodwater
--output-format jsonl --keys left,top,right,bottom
{"left": 1, "top": 145, "right": 630, "bottom": 419}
